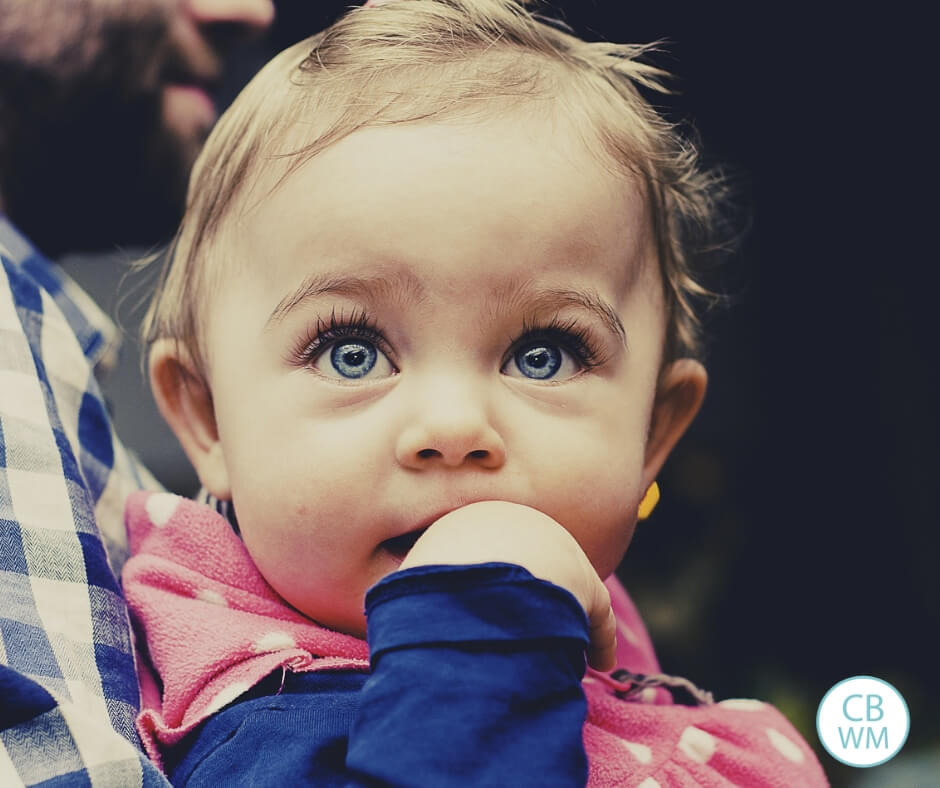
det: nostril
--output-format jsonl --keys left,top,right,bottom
{"left": 467, "top": 450, "right": 489, "bottom": 460}
{"left": 417, "top": 449, "right": 441, "bottom": 459}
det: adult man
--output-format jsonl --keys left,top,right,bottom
{"left": 1, "top": 1, "right": 272, "bottom": 784}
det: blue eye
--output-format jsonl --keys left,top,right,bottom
{"left": 504, "top": 341, "right": 580, "bottom": 381}
{"left": 297, "top": 309, "right": 397, "bottom": 381}
{"left": 330, "top": 341, "right": 377, "bottom": 378}
{"left": 313, "top": 339, "right": 394, "bottom": 380}
{"left": 515, "top": 344, "right": 560, "bottom": 379}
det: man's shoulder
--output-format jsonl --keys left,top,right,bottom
{"left": 0, "top": 215, "right": 120, "bottom": 373}
{"left": 0, "top": 214, "right": 153, "bottom": 569}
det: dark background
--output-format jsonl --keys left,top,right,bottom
{"left": 66, "top": 3, "right": 936, "bottom": 785}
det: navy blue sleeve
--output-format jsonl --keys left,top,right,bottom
{"left": 171, "top": 563, "right": 590, "bottom": 787}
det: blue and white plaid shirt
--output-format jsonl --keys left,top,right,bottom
{"left": 1, "top": 216, "right": 168, "bottom": 786}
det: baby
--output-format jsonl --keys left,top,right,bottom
{"left": 123, "top": 1, "right": 829, "bottom": 784}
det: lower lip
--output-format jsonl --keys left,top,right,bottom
{"left": 163, "top": 84, "right": 217, "bottom": 127}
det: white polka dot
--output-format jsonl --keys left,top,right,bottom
{"left": 145, "top": 493, "right": 180, "bottom": 527}
{"left": 252, "top": 631, "right": 297, "bottom": 653}
{"left": 637, "top": 779, "right": 661, "bottom": 788}
{"left": 719, "top": 698, "right": 766, "bottom": 711}
{"left": 582, "top": 676, "right": 597, "bottom": 685}
{"left": 639, "top": 687, "right": 657, "bottom": 704}
{"left": 618, "top": 621, "right": 641, "bottom": 646}
{"left": 766, "top": 727, "right": 805, "bottom": 763}
{"left": 678, "top": 726, "right": 716, "bottom": 764}
{"left": 621, "top": 740, "right": 652, "bottom": 764}
{"left": 205, "top": 682, "right": 250, "bottom": 715}
{"left": 195, "top": 589, "right": 228, "bottom": 606}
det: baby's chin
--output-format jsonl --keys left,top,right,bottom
{"left": 282, "top": 587, "right": 372, "bottom": 641}
{"left": 320, "top": 611, "right": 368, "bottom": 641}
{"left": 299, "top": 538, "right": 425, "bottom": 637}
{"left": 286, "top": 601, "right": 367, "bottom": 641}
{"left": 302, "top": 553, "right": 417, "bottom": 639}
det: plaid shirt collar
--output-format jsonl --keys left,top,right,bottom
{"left": 0, "top": 214, "right": 121, "bottom": 376}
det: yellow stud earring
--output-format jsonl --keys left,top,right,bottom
{"left": 637, "top": 481, "right": 660, "bottom": 520}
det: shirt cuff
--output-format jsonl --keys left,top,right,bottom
{"left": 365, "top": 562, "right": 589, "bottom": 662}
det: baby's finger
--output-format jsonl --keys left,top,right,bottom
{"left": 584, "top": 578, "right": 616, "bottom": 672}
{"left": 587, "top": 604, "right": 617, "bottom": 672}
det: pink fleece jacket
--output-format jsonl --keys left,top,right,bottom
{"left": 123, "top": 491, "right": 829, "bottom": 785}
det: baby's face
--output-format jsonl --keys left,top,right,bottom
{"left": 203, "top": 112, "right": 673, "bottom": 637}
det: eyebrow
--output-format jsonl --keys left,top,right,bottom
{"left": 266, "top": 270, "right": 425, "bottom": 327}
{"left": 517, "top": 288, "right": 627, "bottom": 347}
{"left": 266, "top": 271, "right": 626, "bottom": 346}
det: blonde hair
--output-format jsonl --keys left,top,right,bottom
{"left": 143, "top": 0, "right": 727, "bottom": 377}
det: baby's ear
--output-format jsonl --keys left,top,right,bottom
{"left": 642, "top": 358, "right": 708, "bottom": 488}
{"left": 149, "top": 339, "right": 231, "bottom": 500}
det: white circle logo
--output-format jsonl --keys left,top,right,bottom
{"left": 817, "top": 676, "right": 909, "bottom": 767}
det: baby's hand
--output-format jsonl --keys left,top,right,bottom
{"left": 399, "top": 501, "right": 616, "bottom": 672}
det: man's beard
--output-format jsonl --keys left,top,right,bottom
{"left": 2, "top": 93, "right": 196, "bottom": 257}
{"left": 0, "top": 5, "right": 217, "bottom": 257}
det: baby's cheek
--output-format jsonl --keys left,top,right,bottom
{"left": 575, "top": 507, "right": 636, "bottom": 579}
{"left": 543, "top": 467, "right": 639, "bottom": 575}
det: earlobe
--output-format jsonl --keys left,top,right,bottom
{"left": 149, "top": 339, "right": 232, "bottom": 500}
{"left": 642, "top": 358, "right": 708, "bottom": 488}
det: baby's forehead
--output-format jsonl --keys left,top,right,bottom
{"left": 232, "top": 114, "right": 654, "bottom": 300}
{"left": 244, "top": 90, "right": 629, "bottom": 200}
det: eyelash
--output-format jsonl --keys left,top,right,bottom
{"left": 506, "top": 316, "right": 606, "bottom": 371}
{"left": 289, "top": 307, "right": 393, "bottom": 369}
{"left": 288, "top": 309, "right": 606, "bottom": 372}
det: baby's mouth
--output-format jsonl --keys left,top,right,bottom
{"left": 381, "top": 528, "right": 427, "bottom": 560}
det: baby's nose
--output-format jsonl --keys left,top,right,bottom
{"left": 395, "top": 402, "right": 506, "bottom": 470}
